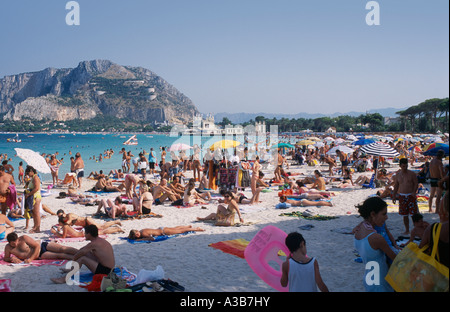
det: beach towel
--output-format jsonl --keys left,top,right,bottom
{"left": 0, "top": 279, "right": 11, "bottom": 292}
{"left": 6, "top": 185, "right": 17, "bottom": 211}
{"left": 278, "top": 211, "right": 339, "bottom": 221}
{"left": 75, "top": 266, "right": 137, "bottom": 288}
{"left": 120, "top": 231, "right": 195, "bottom": 244}
{"left": 0, "top": 252, "right": 68, "bottom": 267}
{"left": 387, "top": 202, "right": 429, "bottom": 212}
{"left": 209, "top": 238, "right": 250, "bottom": 259}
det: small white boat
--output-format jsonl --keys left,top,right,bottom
{"left": 123, "top": 135, "right": 138, "bottom": 145}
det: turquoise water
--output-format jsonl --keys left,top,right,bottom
{"left": 0, "top": 132, "right": 250, "bottom": 181}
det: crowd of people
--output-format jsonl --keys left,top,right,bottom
{"left": 0, "top": 133, "right": 449, "bottom": 292}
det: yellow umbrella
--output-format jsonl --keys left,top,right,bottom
{"left": 209, "top": 139, "right": 241, "bottom": 151}
{"left": 297, "top": 140, "right": 315, "bottom": 146}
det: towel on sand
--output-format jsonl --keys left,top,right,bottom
{"left": 279, "top": 211, "right": 339, "bottom": 221}
{"left": 74, "top": 266, "right": 137, "bottom": 288}
{"left": 0, "top": 252, "right": 68, "bottom": 267}
{"left": 120, "top": 231, "right": 195, "bottom": 244}
{"left": 208, "top": 239, "right": 250, "bottom": 259}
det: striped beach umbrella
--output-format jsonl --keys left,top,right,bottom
{"left": 359, "top": 142, "right": 400, "bottom": 158}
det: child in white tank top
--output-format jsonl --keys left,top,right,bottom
{"left": 281, "top": 232, "right": 329, "bottom": 292}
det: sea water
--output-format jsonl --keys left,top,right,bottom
{"left": 0, "top": 133, "right": 251, "bottom": 182}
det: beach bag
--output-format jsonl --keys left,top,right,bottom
{"left": 385, "top": 223, "right": 449, "bottom": 292}
{"left": 100, "top": 268, "right": 128, "bottom": 292}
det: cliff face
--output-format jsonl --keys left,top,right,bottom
{"left": 0, "top": 60, "right": 198, "bottom": 124}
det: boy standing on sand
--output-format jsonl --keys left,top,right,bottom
{"left": 392, "top": 158, "right": 419, "bottom": 235}
{"left": 280, "top": 232, "right": 329, "bottom": 292}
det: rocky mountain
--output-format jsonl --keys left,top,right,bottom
{"left": 0, "top": 60, "right": 199, "bottom": 124}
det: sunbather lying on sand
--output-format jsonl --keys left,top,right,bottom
{"left": 128, "top": 226, "right": 205, "bottom": 241}
{"left": 279, "top": 195, "right": 333, "bottom": 207}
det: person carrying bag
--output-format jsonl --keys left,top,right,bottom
{"left": 385, "top": 222, "right": 449, "bottom": 292}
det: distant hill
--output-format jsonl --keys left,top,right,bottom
{"left": 213, "top": 107, "right": 407, "bottom": 124}
{"left": 0, "top": 60, "right": 199, "bottom": 124}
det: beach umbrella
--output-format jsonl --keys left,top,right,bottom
{"left": 314, "top": 142, "right": 325, "bottom": 148}
{"left": 14, "top": 148, "right": 51, "bottom": 174}
{"left": 359, "top": 142, "right": 400, "bottom": 158}
{"left": 351, "top": 138, "right": 375, "bottom": 146}
{"left": 423, "top": 146, "right": 449, "bottom": 157}
{"left": 167, "top": 143, "right": 193, "bottom": 151}
{"left": 408, "top": 145, "right": 422, "bottom": 152}
{"left": 209, "top": 139, "right": 241, "bottom": 151}
{"left": 334, "top": 138, "right": 345, "bottom": 144}
{"left": 326, "top": 145, "right": 354, "bottom": 155}
{"left": 425, "top": 142, "right": 448, "bottom": 152}
{"left": 346, "top": 134, "right": 357, "bottom": 140}
{"left": 305, "top": 136, "right": 321, "bottom": 141}
{"left": 296, "top": 140, "right": 315, "bottom": 146}
{"left": 271, "top": 142, "right": 294, "bottom": 149}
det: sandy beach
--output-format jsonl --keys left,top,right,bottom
{"left": 0, "top": 159, "right": 443, "bottom": 293}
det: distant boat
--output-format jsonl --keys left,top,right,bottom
{"left": 6, "top": 134, "right": 21, "bottom": 143}
{"left": 123, "top": 135, "right": 138, "bottom": 145}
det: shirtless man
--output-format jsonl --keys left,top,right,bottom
{"left": 428, "top": 150, "right": 445, "bottom": 213}
{"left": 4, "top": 232, "right": 77, "bottom": 264}
{"left": 123, "top": 173, "right": 141, "bottom": 199}
{"left": 0, "top": 166, "right": 16, "bottom": 214}
{"left": 392, "top": 158, "right": 419, "bottom": 235}
{"left": 74, "top": 152, "right": 85, "bottom": 189}
{"left": 128, "top": 225, "right": 205, "bottom": 241}
{"left": 51, "top": 225, "right": 115, "bottom": 284}
{"left": 151, "top": 179, "right": 179, "bottom": 205}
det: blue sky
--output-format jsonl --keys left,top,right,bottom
{"left": 0, "top": 0, "right": 448, "bottom": 115}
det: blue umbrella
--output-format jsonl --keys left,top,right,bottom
{"left": 352, "top": 138, "right": 375, "bottom": 146}
{"left": 423, "top": 146, "right": 449, "bottom": 156}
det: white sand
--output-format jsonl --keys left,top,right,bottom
{"left": 0, "top": 161, "right": 441, "bottom": 292}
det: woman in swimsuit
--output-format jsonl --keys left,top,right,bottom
{"left": 52, "top": 216, "right": 124, "bottom": 238}
{"left": 183, "top": 179, "right": 210, "bottom": 206}
{"left": 95, "top": 197, "right": 128, "bottom": 219}
{"left": 132, "top": 183, "right": 154, "bottom": 215}
{"left": 0, "top": 214, "right": 14, "bottom": 241}
{"left": 128, "top": 225, "right": 205, "bottom": 241}
{"left": 48, "top": 155, "right": 61, "bottom": 186}
{"left": 250, "top": 156, "right": 262, "bottom": 203}
{"left": 56, "top": 210, "right": 122, "bottom": 231}
{"left": 196, "top": 191, "right": 244, "bottom": 226}
{"left": 25, "top": 166, "right": 42, "bottom": 233}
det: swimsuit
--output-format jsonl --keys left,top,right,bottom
{"left": 397, "top": 193, "right": 419, "bottom": 216}
{"left": 95, "top": 263, "right": 113, "bottom": 275}
{"left": 430, "top": 178, "right": 439, "bottom": 188}
{"left": 39, "top": 241, "right": 49, "bottom": 258}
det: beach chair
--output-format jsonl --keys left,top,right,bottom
{"left": 362, "top": 173, "right": 376, "bottom": 189}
